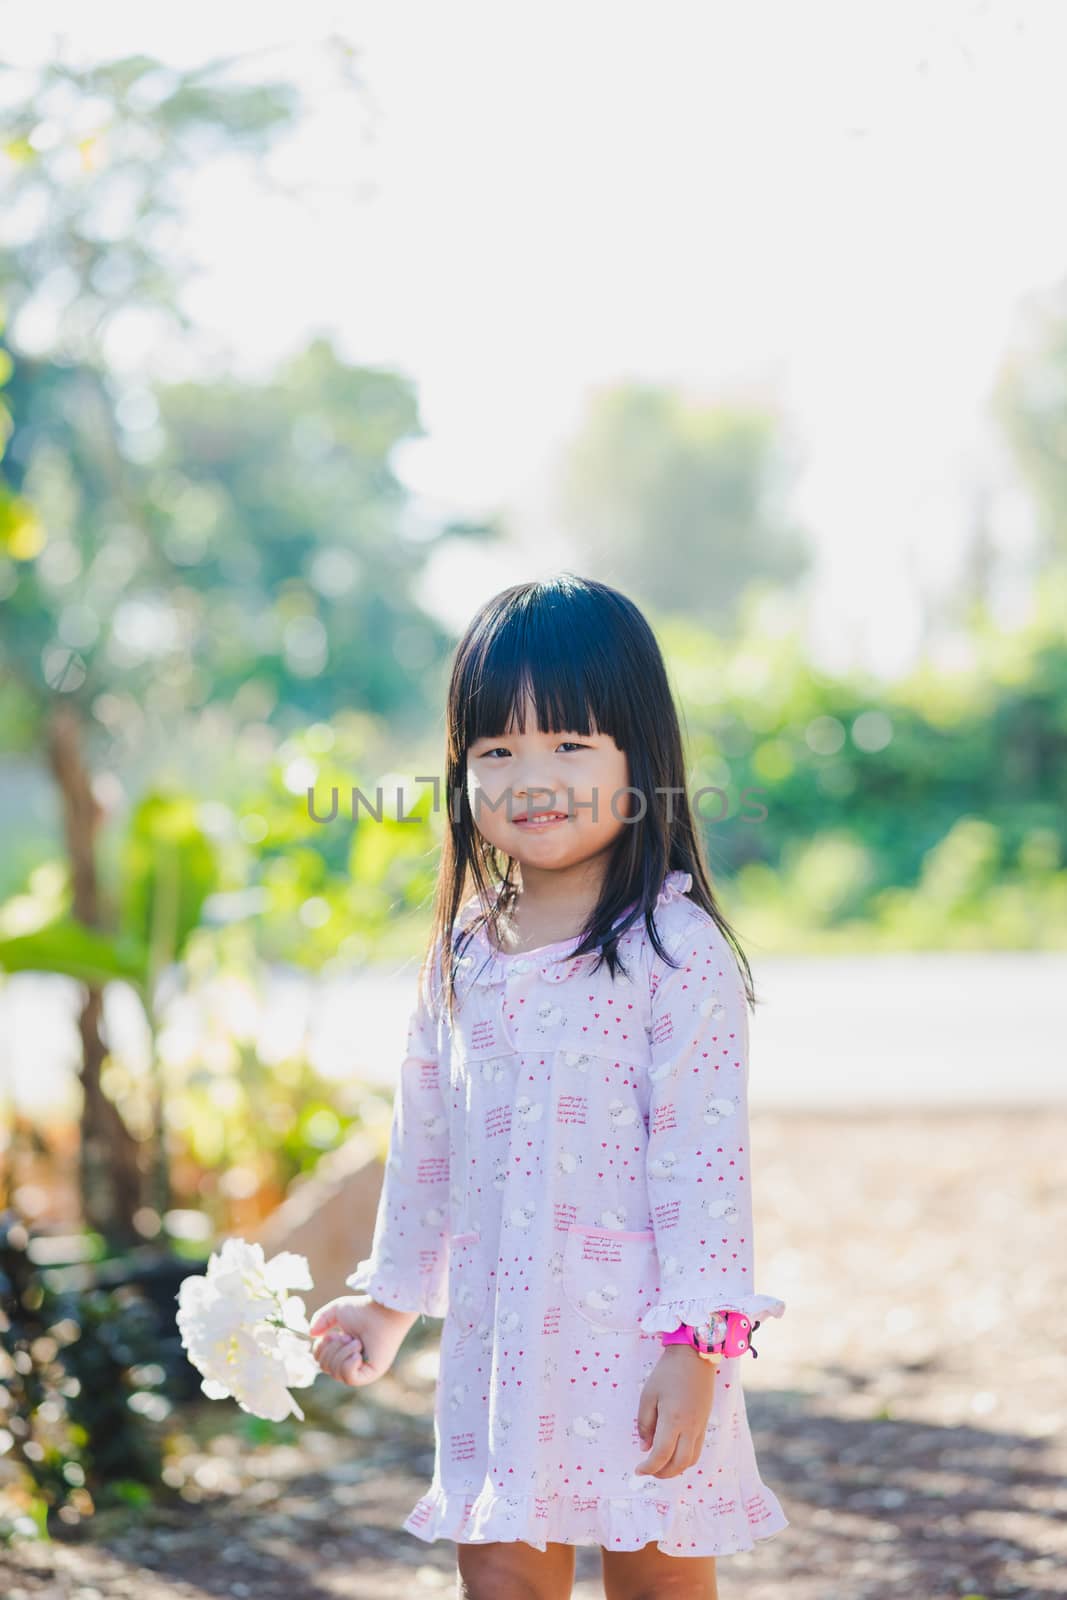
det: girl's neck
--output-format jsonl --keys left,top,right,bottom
{"left": 489, "top": 899, "right": 588, "bottom": 956}
{"left": 488, "top": 863, "right": 615, "bottom": 955}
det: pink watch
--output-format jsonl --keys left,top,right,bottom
{"left": 660, "top": 1310, "right": 760, "bottom": 1361}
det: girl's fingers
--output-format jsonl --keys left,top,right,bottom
{"left": 327, "top": 1337, "right": 362, "bottom": 1378}
{"left": 311, "top": 1338, "right": 333, "bottom": 1371}
{"left": 635, "top": 1418, "right": 676, "bottom": 1476}
{"left": 339, "top": 1343, "right": 366, "bottom": 1382}
{"left": 308, "top": 1306, "right": 336, "bottom": 1335}
{"left": 313, "top": 1330, "right": 357, "bottom": 1377}
{"left": 657, "top": 1431, "right": 698, "bottom": 1479}
{"left": 636, "top": 1417, "right": 702, "bottom": 1479}
{"left": 327, "top": 1335, "right": 359, "bottom": 1373}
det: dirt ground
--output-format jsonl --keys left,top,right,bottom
{"left": 2, "top": 1109, "right": 1065, "bottom": 1600}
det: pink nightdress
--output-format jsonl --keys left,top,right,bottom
{"left": 346, "top": 869, "right": 789, "bottom": 1556}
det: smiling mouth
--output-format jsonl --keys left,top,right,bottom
{"left": 513, "top": 812, "right": 571, "bottom": 825}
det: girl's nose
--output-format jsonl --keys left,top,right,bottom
{"left": 515, "top": 781, "right": 560, "bottom": 804}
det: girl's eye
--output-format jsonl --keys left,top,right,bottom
{"left": 475, "top": 741, "right": 587, "bottom": 759}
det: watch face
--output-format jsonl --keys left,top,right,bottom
{"left": 696, "top": 1311, "right": 728, "bottom": 1350}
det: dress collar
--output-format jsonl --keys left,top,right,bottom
{"left": 451, "top": 869, "right": 693, "bottom": 991}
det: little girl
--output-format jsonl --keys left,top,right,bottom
{"left": 309, "top": 575, "right": 788, "bottom": 1599}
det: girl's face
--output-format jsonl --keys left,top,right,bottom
{"left": 466, "top": 696, "right": 632, "bottom": 879}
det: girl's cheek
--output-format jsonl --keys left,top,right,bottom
{"left": 466, "top": 779, "right": 490, "bottom": 833}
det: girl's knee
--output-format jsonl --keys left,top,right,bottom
{"left": 456, "top": 1539, "right": 574, "bottom": 1600}
{"left": 600, "top": 1542, "right": 718, "bottom": 1600}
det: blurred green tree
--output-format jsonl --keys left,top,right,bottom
{"left": 0, "top": 48, "right": 482, "bottom": 1245}
{"left": 0, "top": 49, "right": 307, "bottom": 1245}
{"left": 555, "top": 382, "right": 811, "bottom": 622}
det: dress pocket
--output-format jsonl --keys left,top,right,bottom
{"left": 561, "top": 1225, "right": 660, "bottom": 1332}
{"left": 448, "top": 1230, "right": 489, "bottom": 1337}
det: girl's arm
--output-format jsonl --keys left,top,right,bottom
{"left": 345, "top": 940, "right": 452, "bottom": 1317}
{"left": 639, "top": 911, "right": 785, "bottom": 1338}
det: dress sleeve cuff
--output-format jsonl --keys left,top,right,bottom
{"left": 639, "top": 1292, "right": 786, "bottom": 1334}
{"left": 344, "top": 1260, "right": 449, "bottom": 1318}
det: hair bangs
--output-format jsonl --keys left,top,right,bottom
{"left": 456, "top": 586, "right": 633, "bottom": 754}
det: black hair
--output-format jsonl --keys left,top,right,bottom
{"left": 420, "top": 573, "right": 756, "bottom": 1028}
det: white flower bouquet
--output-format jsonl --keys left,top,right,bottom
{"left": 175, "top": 1238, "right": 321, "bottom": 1422}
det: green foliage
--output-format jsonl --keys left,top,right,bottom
{"left": 659, "top": 576, "right": 1067, "bottom": 950}
{"left": 0, "top": 915, "right": 149, "bottom": 987}
{"left": 237, "top": 1412, "right": 300, "bottom": 1449}
{"left": 558, "top": 383, "right": 810, "bottom": 621}
{"left": 0, "top": 1213, "right": 170, "bottom": 1538}
{"left": 119, "top": 792, "right": 218, "bottom": 975}
{"left": 167, "top": 996, "right": 384, "bottom": 1197}
{"left": 59, "top": 1287, "right": 168, "bottom": 1498}
{"left": 0, "top": 54, "right": 299, "bottom": 329}
{"left": 0, "top": 49, "right": 483, "bottom": 759}
{"left": 0, "top": 302, "right": 43, "bottom": 569}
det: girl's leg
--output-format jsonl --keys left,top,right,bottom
{"left": 600, "top": 1542, "right": 718, "bottom": 1600}
{"left": 457, "top": 1538, "right": 576, "bottom": 1600}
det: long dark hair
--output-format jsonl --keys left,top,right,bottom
{"left": 419, "top": 573, "right": 757, "bottom": 1028}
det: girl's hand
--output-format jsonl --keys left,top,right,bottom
{"left": 307, "top": 1295, "right": 416, "bottom": 1387}
{"left": 634, "top": 1346, "right": 718, "bottom": 1479}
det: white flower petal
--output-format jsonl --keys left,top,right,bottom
{"left": 262, "top": 1251, "right": 314, "bottom": 1293}
{"left": 281, "top": 1296, "right": 311, "bottom": 1334}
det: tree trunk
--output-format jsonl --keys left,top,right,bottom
{"left": 46, "top": 702, "right": 142, "bottom": 1245}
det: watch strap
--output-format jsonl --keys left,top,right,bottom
{"left": 659, "top": 1311, "right": 761, "bottom": 1360}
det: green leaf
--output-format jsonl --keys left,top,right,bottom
{"left": 0, "top": 917, "right": 149, "bottom": 986}
{"left": 118, "top": 791, "right": 219, "bottom": 974}
{"left": 108, "top": 1478, "right": 154, "bottom": 1508}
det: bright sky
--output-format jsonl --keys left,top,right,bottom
{"left": 7, "top": 0, "right": 1066, "bottom": 678}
